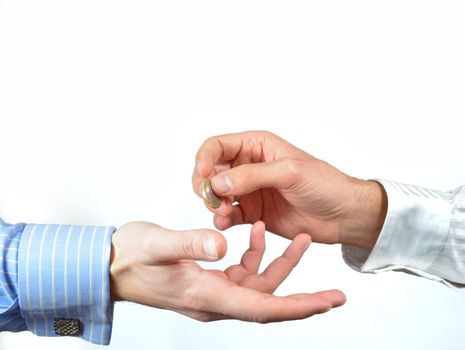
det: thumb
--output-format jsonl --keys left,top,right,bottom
{"left": 156, "top": 228, "right": 228, "bottom": 262}
{"left": 210, "top": 159, "right": 301, "bottom": 197}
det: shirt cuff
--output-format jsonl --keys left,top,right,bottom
{"left": 342, "top": 179, "right": 453, "bottom": 286}
{"left": 0, "top": 219, "right": 28, "bottom": 332}
{"left": 18, "top": 224, "right": 116, "bottom": 345}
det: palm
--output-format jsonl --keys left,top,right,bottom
{"left": 153, "top": 222, "right": 340, "bottom": 323}
{"left": 111, "top": 220, "right": 346, "bottom": 324}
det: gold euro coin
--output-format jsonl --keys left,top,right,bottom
{"left": 201, "top": 179, "right": 222, "bottom": 209}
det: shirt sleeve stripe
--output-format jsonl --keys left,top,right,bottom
{"left": 23, "top": 224, "right": 41, "bottom": 333}
{"left": 38, "top": 225, "right": 51, "bottom": 335}
{"left": 50, "top": 225, "right": 63, "bottom": 318}
{"left": 88, "top": 226, "right": 98, "bottom": 342}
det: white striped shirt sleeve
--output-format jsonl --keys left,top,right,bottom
{"left": 342, "top": 179, "right": 465, "bottom": 287}
{"left": 0, "top": 219, "right": 116, "bottom": 345}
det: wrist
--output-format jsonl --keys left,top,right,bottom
{"left": 109, "top": 233, "right": 126, "bottom": 302}
{"left": 341, "top": 179, "right": 388, "bottom": 250}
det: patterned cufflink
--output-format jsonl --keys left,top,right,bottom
{"left": 53, "top": 319, "right": 82, "bottom": 336}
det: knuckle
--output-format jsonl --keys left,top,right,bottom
{"left": 251, "top": 130, "right": 275, "bottom": 139}
{"left": 276, "top": 159, "right": 306, "bottom": 189}
{"left": 182, "top": 283, "right": 210, "bottom": 312}
{"left": 237, "top": 165, "right": 255, "bottom": 184}
{"left": 196, "top": 136, "right": 219, "bottom": 159}
{"left": 281, "top": 254, "right": 299, "bottom": 268}
{"left": 195, "top": 314, "right": 213, "bottom": 323}
{"left": 260, "top": 130, "right": 276, "bottom": 139}
{"left": 282, "top": 158, "right": 305, "bottom": 175}
{"left": 187, "top": 296, "right": 206, "bottom": 312}
{"left": 177, "top": 234, "right": 196, "bottom": 258}
{"left": 242, "top": 304, "right": 272, "bottom": 324}
{"left": 203, "top": 136, "right": 220, "bottom": 150}
{"left": 140, "top": 237, "right": 152, "bottom": 256}
{"left": 254, "top": 276, "right": 274, "bottom": 293}
{"left": 255, "top": 313, "right": 270, "bottom": 324}
{"left": 182, "top": 288, "right": 202, "bottom": 310}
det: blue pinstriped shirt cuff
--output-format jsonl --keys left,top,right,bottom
{"left": 0, "top": 219, "right": 28, "bottom": 332}
{"left": 18, "top": 224, "right": 116, "bottom": 345}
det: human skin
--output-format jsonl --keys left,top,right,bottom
{"left": 109, "top": 221, "right": 345, "bottom": 323}
{"left": 192, "top": 130, "right": 388, "bottom": 251}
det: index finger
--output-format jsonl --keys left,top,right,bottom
{"left": 193, "top": 131, "right": 273, "bottom": 198}
{"left": 194, "top": 133, "right": 248, "bottom": 178}
{"left": 259, "top": 233, "right": 311, "bottom": 293}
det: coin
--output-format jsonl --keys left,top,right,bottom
{"left": 201, "top": 179, "right": 222, "bottom": 209}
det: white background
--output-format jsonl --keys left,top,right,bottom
{"left": 1, "top": 1, "right": 465, "bottom": 349}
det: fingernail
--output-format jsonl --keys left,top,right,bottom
{"left": 212, "top": 175, "right": 233, "bottom": 194}
{"left": 304, "top": 241, "right": 311, "bottom": 252}
{"left": 203, "top": 235, "right": 218, "bottom": 258}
